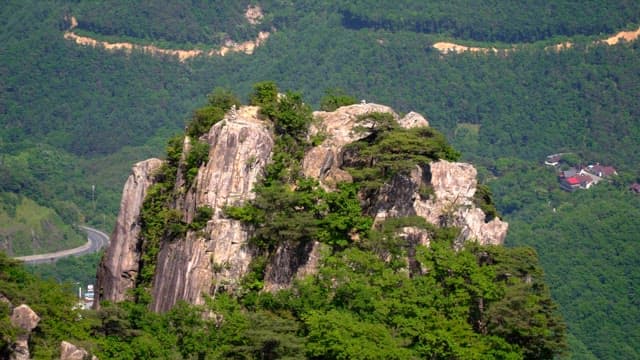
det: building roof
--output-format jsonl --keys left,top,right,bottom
{"left": 587, "top": 164, "right": 617, "bottom": 177}
{"left": 576, "top": 174, "right": 593, "bottom": 184}
{"left": 566, "top": 176, "right": 580, "bottom": 185}
{"left": 545, "top": 155, "right": 561, "bottom": 165}
{"left": 561, "top": 168, "right": 578, "bottom": 178}
{"left": 631, "top": 183, "right": 640, "bottom": 193}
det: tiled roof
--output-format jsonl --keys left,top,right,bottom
{"left": 566, "top": 176, "right": 580, "bottom": 185}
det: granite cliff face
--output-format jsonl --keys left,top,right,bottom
{"left": 96, "top": 103, "right": 507, "bottom": 311}
{"left": 146, "top": 106, "right": 273, "bottom": 312}
{"left": 95, "top": 158, "right": 163, "bottom": 306}
{"left": 371, "top": 160, "right": 508, "bottom": 246}
{"left": 302, "top": 104, "right": 428, "bottom": 189}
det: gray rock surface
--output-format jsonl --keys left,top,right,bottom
{"left": 95, "top": 158, "right": 164, "bottom": 307}
{"left": 151, "top": 106, "right": 273, "bottom": 312}
{"left": 10, "top": 304, "right": 40, "bottom": 332}
{"left": 9, "top": 304, "right": 40, "bottom": 360}
{"left": 398, "top": 111, "right": 429, "bottom": 128}
{"left": 304, "top": 103, "right": 398, "bottom": 188}
{"left": 373, "top": 160, "right": 508, "bottom": 245}
{"left": 60, "top": 341, "right": 98, "bottom": 360}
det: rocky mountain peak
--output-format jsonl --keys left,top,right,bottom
{"left": 96, "top": 103, "right": 507, "bottom": 311}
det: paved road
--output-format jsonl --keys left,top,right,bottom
{"left": 14, "top": 226, "right": 110, "bottom": 265}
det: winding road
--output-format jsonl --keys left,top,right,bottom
{"left": 14, "top": 226, "right": 110, "bottom": 265}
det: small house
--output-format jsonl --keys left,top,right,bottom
{"left": 560, "top": 174, "right": 594, "bottom": 192}
{"left": 545, "top": 154, "right": 562, "bottom": 166}
{"left": 585, "top": 164, "right": 617, "bottom": 178}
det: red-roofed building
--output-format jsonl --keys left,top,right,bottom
{"left": 566, "top": 177, "right": 580, "bottom": 185}
{"left": 561, "top": 174, "right": 594, "bottom": 192}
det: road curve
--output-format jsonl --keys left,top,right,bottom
{"left": 14, "top": 226, "right": 110, "bottom": 265}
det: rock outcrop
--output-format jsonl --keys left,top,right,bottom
{"left": 303, "top": 104, "right": 430, "bottom": 189}
{"left": 9, "top": 304, "right": 40, "bottom": 360}
{"left": 97, "top": 102, "right": 507, "bottom": 311}
{"left": 60, "top": 341, "right": 98, "bottom": 360}
{"left": 150, "top": 106, "right": 274, "bottom": 312}
{"left": 95, "top": 158, "right": 164, "bottom": 306}
{"left": 263, "top": 241, "right": 325, "bottom": 292}
{"left": 372, "top": 160, "right": 508, "bottom": 246}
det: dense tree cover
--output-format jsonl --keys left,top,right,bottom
{"left": 111, "top": 86, "right": 563, "bottom": 358}
{"left": 319, "top": 88, "right": 357, "bottom": 111}
{"left": 27, "top": 251, "right": 103, "bottom": 288}
{"left": 0, "top": 141, "right": 113, "bottom": 254}
{"left": 336, "top": 0, "right": 640, "bottom": 42}
{"left": 0, "top": 232, "right": 564, "bottom": 359}
{"left": 0, "top": 253, "right": 92, "bottom": 359}
{"left": 486, "top": 162, "right": 640, "bottom": 360}
{"left": 1, "top": 1, "right": 639, "bottom": 357}
{"left": 0, "top": 192, "right": 84, "bottom": 256}
{"left": 0, "top": 230, "right": 566, "bottom": 359}
{"left": 71, "top": 0, "right": 271, "bottom": 46}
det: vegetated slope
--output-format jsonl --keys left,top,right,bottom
{"left": 489, "top": 164, "right": 640, "bottom": 360}
{"left": 0, "top": 193, "right": 84, "bottom": 256}
{"left": 71, "top": 0, "right": 270, "bottom": 46}
{"left": 337, "top": 0, "right": 640, "bottom": 43}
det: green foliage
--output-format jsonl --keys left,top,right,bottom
{"left": 184, "top": 139, "right": 210, "bottom": 187}
{"left": 186, "top": 106, "right": 225, "bottom": 139}
{"left": 0, "top": 193, "right": 85, "bottom": 256}
{"left": 474, "top": 184, "right": 500, "bottom": 222}
{"left": 234, "top": 310, "right": 305, "bottom": 359}
{"left": 164, "top": 134, "right": 184, "bottom": 168}
{"left": 344, "top": 113, "right": 460, "bottom": 192}
{"left": 273, "top": 91, "right": 313, "bottom": 141}
{"left": 336, "top": 0, "right": 640, "bottom": 42}
{"left": 250, "top": 81, "right": 279, "bottom": 110}
{"left": 260, "top": 240, "right": 565, "bottom": 359}
{"left": 0, "top": 252, "right": 93, "bottom": 358}
{"left": 319, "top": 87, "right": 357, "bottom": 111}
{"left": 28, "top": 251, "right": 103, "bottom": 288}
{"left": 186, "top": 88, "right": 240, "bottom": 139}
{"left": 227, "top": 179, "right": 371, "bottom": 251}
{"left": 471, "top": 245, "right": 567, "bottom": 360}
{"left": 73, "top": 0, "right": 270, "bottom": 46}
{"left": 494, "top": 176, "right": 640, "bottom": 359}
{"left": 189, "top": 206, "right": 213, "bottom": 231}
{"left": 241, "top": 256, "right": 268, "bottom": 293}
{"left": 229, "top": 86, "right": 367, "bottom": 255}
{"left": 2, "top": 2, "right": 636, "bottom": 357}
{"left": 137, "top": 160, "right": 181, "bottom": 290}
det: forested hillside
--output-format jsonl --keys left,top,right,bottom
{"left": 337, "top": 0, "right": 640, "bottom": 42}
{"left": 1, "top": 88, "right": 567, "bottom": 360}
{"left": 1, "top": 1, "right": 638, "bottom": 358}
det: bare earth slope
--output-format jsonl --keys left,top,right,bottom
{"left": 433, "top": 26, "right": 640, "bottom": 55}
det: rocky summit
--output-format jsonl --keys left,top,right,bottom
{"left": 96, "top": 103, "right": 507, "bottom": 312}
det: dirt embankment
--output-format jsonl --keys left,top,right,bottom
{"left": 433, "top": 26, "right": 640, "bottom": 55}
{"left": 432, "top": 42, "right": 502, "bottom": 55}
{"left": 602, "top": 27, "right": 640, "bottom": 45}
{"left": 63, "top": 14, "right": 270, "bottom": 62}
